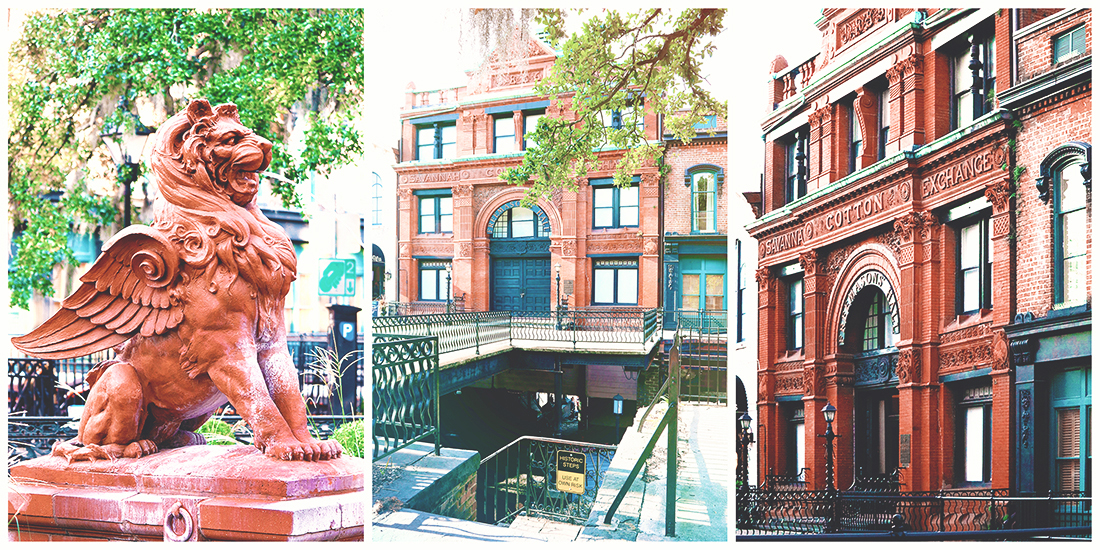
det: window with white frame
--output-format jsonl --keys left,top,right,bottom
{"left": 592, "top": 258, "right": 638, "bottom": 305}
{"left": 523, "top": 111, "right": 543, "bottom": 150}
{"left": 371, "top": 172, "right": 382, "bottom": 226}
{"left": 957, "top": 215, "right": 993, "bottom": 313}
{"left": 691, "top": 170, "right": 718, "bottom": 233}
{"left": 957, "top": 384, "right": 993, "bottom": 485}
{"left": 417, "top": 123, "right": 456, "bottom": 160}
{"left": 1055, "top": 160, "right": 1088, "bottom": 306}
{"left": 494, "top": 116, "right": 516, "bottom": 154}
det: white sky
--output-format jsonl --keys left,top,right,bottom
{"left": 364, "top": 6, "right": 824, "bottom": 194}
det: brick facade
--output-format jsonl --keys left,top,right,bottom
{"left": 749, "top": 8, "right": 1091, "bottom": 494}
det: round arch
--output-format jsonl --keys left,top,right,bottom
{"left": 473, "top": 189, "right": 562, "bottom": 240}
{"left": 825, "top": 245, "right": 903, "bottom": 355}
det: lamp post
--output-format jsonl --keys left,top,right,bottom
{"left": 738, "top": 412, "right": 754, "bottom": 486}
{"left": 445, "top": 263, "right": 453, "bottom": 314}
{"left": 821, "top": 402, "right": 840, "bottom": 532}
{"left": 612, "top": 394, "right": 623, "bottom": 443}
{"left": 100, "top": 101, "right": 155, "bottom": 228}
{"left": 555, "top": 263, "right": 562, "bottom": 329}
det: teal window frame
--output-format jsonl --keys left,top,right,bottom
{"left": 591, "top": 177, "right": 640, "bottom": 229}
{"left": 1049, "top": 366, "right": 1091, "bottom": 493}
{"left": 494, "top": 115, "right": 516, "bottom": 154}
{"left": 371, "top": 172, "right": 382, "bottom": 226}
{"left": 786, "top": 276, "right": 804, "bottom": 351}
{"left": 417, "top": 190, "right": 453, "bottom": 234}
{"left": 679, "top": 255, "right": 726, "bottom": 312}
{"left": 687, "top": 165, "right": 721, "bottom": 234}
{"left": 418, "top": 260, "right": 450, "bottom": 302}
{"left": 1053, "top": 159, "right": 1088, "bottom": 307}
{"left": 416, "top": 122, "right": 456, "bottom": 160}
{"left": 1053, "top": 25, "right": 1087, "bottom": 64}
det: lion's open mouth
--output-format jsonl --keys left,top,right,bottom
{"left": 223, "top": 143, "right": 271, "bottom": 205}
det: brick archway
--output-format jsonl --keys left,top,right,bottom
{"left": 825, "top": 244, "right": 903, "bottom": 355}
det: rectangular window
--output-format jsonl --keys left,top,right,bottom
{"left": 371, "top": 178, "right": 382, "bottom": 226}
{"left": 494, "top": 115, "right": 516, "bottom": 154}
{"left": 418, "top": 260, "right": 451, "bottom": 301}
{"left": 680, "top": 256, "right": 725, "bottom": 312}
{"left": 591, "top": 179, "right": 640, "bottom": 229}
{"left": 418, "top": 195, "right": 453, "bottom": 234}
{"left": 957, "top": 384, "right": 993, "bottom": 485}
{"left": 1053, "top": 25, "right": 1087, "bottom": 64}
{"left": 416, "top": 123, "right": 457, "bottom": 160}
{"left": 957, "top": 216, "right": 992, "bottom": 313}
{"left": 878, "top": 87, "right": 890, "bottom": 160}
{"left": 1056, "top": 162, "right": 1088, "bottom": 306}
{"left": 691, "top": 171, "right": 718, "bottom": 233}
{"left": 785, "top": 132, "right": 808, "bottom": 204}
{"left": 787, "top": 277, "right": 804, "bottom": 350}
{"left": 952, "top": 34, "right": 996, "bottom": 129}
{"left": 523, "top": 112, "right": 543, "bottom": 150}
{"left": 592, "top": 258, "right": 638, "bottom": 305}
{"left": 1050, "top": 366, "right": 1090, "bottom": 493}
{"left": 787, "top": 405, "right": 806, "bottom": 481}
{"left": 850, "top": 99, "right": 863, "bottom": 173}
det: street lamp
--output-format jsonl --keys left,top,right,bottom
{"left": 820, "top": 402, "right": 840, "bottom": 532}
{"left": 612, "top": 394, "right": 623, "bottom": 443}
{"left": 738, "top": 412, "right": 754, "bottom": 486}
{"left": 555, "top": 263, "right": 562, "bottom": 329}
{"left": 100, "top": 100, "right": 155, "bottom": 228}
{"left": 445, "top": 263, "right": 453, "bottom": 314}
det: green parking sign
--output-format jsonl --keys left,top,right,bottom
{"left": 319, "top": 258, "right": 356, "bottom": 297}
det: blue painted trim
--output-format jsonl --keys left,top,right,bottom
{"left": 590, "top": 176, "right": 641, "bottom": 187}
{"left": 587, "top": 252, "right": 642, "bottom": 258}
{"left": 939, "top": 367, "right": 992, "bottom": 383}
{"left": 413, "top": 188, "right": 453, "bottom": 197}
{"left": 484, "top": 101, "right": 550, "bottom": 115}
{"left": 485, "top": 200, "right": 551, "bottom": 237}
{"left": 776, "top": 394, "right": 804, "bottom": 402}
{"left": 412, "top": 255, "right": 452, "bottom": 260}
{"left": 409, "top": 113, "right": 459, "bottom": 125}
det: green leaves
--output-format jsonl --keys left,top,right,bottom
{"left": 8, "top": 8, "right": 364, "bottom": 309}
{"left": 503, "top": 8, "right": 726, "bottom": 203}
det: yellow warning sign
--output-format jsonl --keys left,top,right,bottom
{"left": 556, "top": 450, "right": 586, "bottom": 495}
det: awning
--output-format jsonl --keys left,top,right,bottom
{"left": 372, "top": 244, "right": 385, "bottom": 266}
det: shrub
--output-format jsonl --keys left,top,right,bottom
{"left": 197, "top": 418, "right": 241, "bottom": 446}
{"left": 331, "top": 419, "right": 365, "bottom": 458}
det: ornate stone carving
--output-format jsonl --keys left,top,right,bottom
{"left": 452, "top": 184, "right": 473, "bottom": 198}
{"left": 992, "top": 329, "right": 1010, "bottom": 372}
{"left": 11, "top": 99, "right": 342, "bottom": 462}
{"left": 397, "top": 187, "right": 412, "bottom": 201}
{"left": 776, "top": 372, "right": 804, "bottom": 395}
{"left": 586, "top": 238, "right": 642, "bottom": 254}
{"left": 562, "top": 239, "right": 576, "bottom": 257}
{"left": 458, "top": 241, "right": 472, "bottom": 258}
{"left": 838, "top": 270, "right": 899, "bottom": 346}
{"left": 839, "top": 8, "right": 887, "bottom": 46}
{"left": 893, "top": 210, "right": 936, "bottom": 243}
{"left": 798, "top": 250, "right": 820, "bottom": 276}
{"left": 755, "top": 267, "right": 773, "bottom": 290}
{"left": 940, "top": 342, "right": 995, "bottom": 371}
{"left": 399, "top": 243, "right": 411, "bottom": 258}
{"left": 644, "top": 237, "right": 658, "bottom": 256}
{"left": 775, "top": 360, "right": 802, "bottom": 372}
{"left": 940, "top": 322, "right": 993, "bottom": 344}
{"left": 984, "top": 177, "right": 1012, "bottom": 213}
{"left": 896, "top": 348, "right": 912, "bottom": 384}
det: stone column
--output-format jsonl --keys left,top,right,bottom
{"left": 1011, "top": 335, "right": 1039, "bottom": 493}
{"left": 451, "top": 184, "right": 474, "bottom": 308}
{"left": 800, "top": 250, "right": 827, "bottom": 490}
{"left": 808, "top": 105, "right": 835, "bottom": 190}
{"left": 397, "top": 186, "right": 414, "bottom": 302}
{"left": 899, "top": 51, "right": 926, "bottom": 150}
{"left": 885, "top": 63, "right": 904, "bottom": 158}
{"left": 755, "top": 267, "right": 781, "bottom": 482}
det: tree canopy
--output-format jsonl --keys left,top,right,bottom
{"left": 8, "top": 8, "right": 364, "bottom": 309}
{"left": 501, "top": 8, "right": 726, "bottom": 203}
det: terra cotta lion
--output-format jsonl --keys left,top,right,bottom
{"left": 12, "top": 99, "right": 342, "bottom": 462}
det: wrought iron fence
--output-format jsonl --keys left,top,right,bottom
{"left": 373, "top": 308, "right": 662, "bottom": 355}
{"left": 737, "top": 486, "right": 1091, "bottom": 537}
{"left": 376, "top": 296, "right": 466, "bottom": 316}
{"left": 372, "top": 333, "right": 440, "bottom": 461}
{"left": 9, "top": 333, "right": 363, "bottom": 418}
{"left": 667, "top": 309, "right": 728, "bottom": 334}
{"left": 477, "top": 435, "right": 617, "bottom": 525}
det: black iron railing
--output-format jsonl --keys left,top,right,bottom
{"left": 9, "top": 333, "right": 363, "bottom": 418}
{"left": 373, "top": 308, "right": 662, "bottom": 356}
{"left": 675, "top": 311, "right": 727, "bottom": 405}
{"left": 376, "top": 296, "right": 466, "bottom": 317}
{"left": 477, "top": 435, "right": 617, "bottom": 525}
{"left": 665, "top": 309, "right": 728, "bottom": 334}
{"left": 371, "top": 333, "right": 440, "bottom": 461}
{"left": 737, "top": 486, "right": 1091, "bottom": 537}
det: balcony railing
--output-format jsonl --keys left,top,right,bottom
{"left": 664, "top": 309, "right": 728, "bottom": 334}
{"left": 375, "top": 296, "right": 467, "bottom": 317}
{"left": 372, "top": 333, "right": 440, "bottom": 461}
{"left": 372, "top": 308, "right": 663, "bottom": 356}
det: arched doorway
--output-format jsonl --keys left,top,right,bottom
{"left": 843, "top": 282, "right": 901, "bottom": 479}
{"left": 487, "top": 202, "right": 551, "bottom": 312}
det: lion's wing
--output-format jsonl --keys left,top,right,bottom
{"left": 11, "top": 226, "right": 184, "bottom": 359}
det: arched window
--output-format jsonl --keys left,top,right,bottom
{"left": 492, "top": 206, "right": 547, "bottom": 238}
{"left": 371, "top": 172, "right": 382, "bottom": 226}
{"left": 860, "top": 290, "right": 893, "bottom": 352}
{"left": 1037, "top": 141, "right": 1091, "bottom": 307}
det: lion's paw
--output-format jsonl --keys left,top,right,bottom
{"left": 265, "top": 439, "right": 343, "bottom": 461}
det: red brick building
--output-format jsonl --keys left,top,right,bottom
{"left": 394, "top": 35, "right": 663, "bottom": 313}
{"left": 747, "top": 8, "right": 1090, "bottom": 493}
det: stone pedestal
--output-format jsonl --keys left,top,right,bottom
{"left": 8, "top": 446, "right": 364, "bottom": 541}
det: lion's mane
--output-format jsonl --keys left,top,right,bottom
{"left": 149, "top": 102, "right": 296, "bottom": 339}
